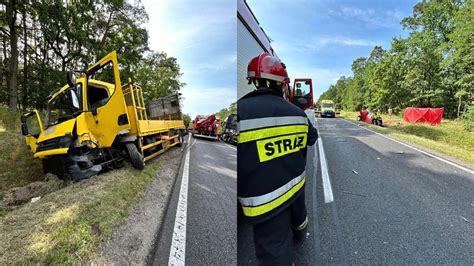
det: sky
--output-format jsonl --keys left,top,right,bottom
{"left": 142, "top": 0, "right": 236, "bottom": 118}
{"left": 247, "top": 0, "right": 418, "bottom": 100}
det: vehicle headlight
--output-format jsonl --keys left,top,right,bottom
{"left": 58, "top": 135, "right": 73, "bottom": 147}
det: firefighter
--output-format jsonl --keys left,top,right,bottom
{"left": 237, "top": 53, "right": 318, "bottom": 265}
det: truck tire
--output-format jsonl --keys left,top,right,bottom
{"left": 125, "top": 143, "right": 145, "bottom": 170}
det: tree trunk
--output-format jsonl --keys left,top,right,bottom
{"left": 22, "top": 5, "right": 28, "bottom": 110}
{"left": 6, "top": 0, "right": 19, "bottom": 111}
{"left": 457, "top": 96, "right": 462, "bottom": 118}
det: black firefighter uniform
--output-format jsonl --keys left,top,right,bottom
{"left": 237, "top": 88, "right": 318, "bottom": 223}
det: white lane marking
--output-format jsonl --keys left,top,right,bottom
{"left": 342, "top": 119, "right": 474, "bottom": 175}
{"left": 189, "top": 135, "right": 197, "bottom": 150}
{"left": 169, "top": 134, "right": 191, "bottom": 266}
{"left": 315, "top": 118, "right": 334, "bottom": 203}
{"left": 223, "top": 142, "right": 237, "bottom": 151}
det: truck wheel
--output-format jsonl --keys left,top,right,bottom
{"left": 125, "top": 143, "right": 145, "bottom": 170}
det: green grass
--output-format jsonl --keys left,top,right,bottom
{"left": 0, "top": 162, "right": 161, "bottom": 264}
{"left": 0, "top": 106, "right": 168, "bottom": 263}
{"left": 0, "top": 207, "right": 7, "bottom": 217}
{"left": 339, "top": 111, "right": 474, "bottom": 165}
{"left": 0, "top": 106, "right": 43, "bottom": 192}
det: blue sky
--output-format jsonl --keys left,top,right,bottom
{"left": 247, "top": 0, "right": 418, "bottom": 100}
{"left": 142, "top": 0, "right": 235, "bottom": 118}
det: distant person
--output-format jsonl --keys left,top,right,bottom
{"left": 237, "top": 53, "right": 318, "bottom": 265}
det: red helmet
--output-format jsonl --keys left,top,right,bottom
{"left": 247, "top": 53, "right": 290, "bottom": 84}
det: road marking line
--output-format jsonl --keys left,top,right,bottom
{"left": 342, "top": 119, "right": 474, "bottom": 175}
{"left": 168, "top": 135, "right": 191, "bottom": 266}
{"left": 315, "top": 118, "right": 334, "bottom": 203}
{"left": 223, "top": 142, "right": 237, "bottom": 151}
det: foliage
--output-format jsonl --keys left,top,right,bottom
{"left": 0, "top": 1, "right": 184, "bottom": 111}
{"left": 319, "top": 0, "right": 473, "bottom": 119}
{"left": 215, "top": 102, "right": 237, "bottom": 122}
{"left": 182, "top": 113, "right": 191, "bottom": 128}
{"left": 462, "top": 105, "right": 474, "bottom": 130}
{"left": 135, "top": 52, "right": 185, "bottom": 103}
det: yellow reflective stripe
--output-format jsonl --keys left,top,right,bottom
{"left": 238, "top": 124, "right": 308, "bottom": 143}
{"left": 242, "top": 178, "right": 305, "bottom": 217}
{"left": 256, "top": 133, "right": 307, "bottom": 162}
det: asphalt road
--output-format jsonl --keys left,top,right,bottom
{"left": 238, "top": 115, "right": 474, "bottom": 265}
{"left": 150, "top": 135, "right": 237, "bottom": 265}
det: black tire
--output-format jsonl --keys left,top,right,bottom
{"left": 177, "top": 130, "right": 184, "bottom": 147}
{"left": 125, "top": 143, "right": 145, "bottom": 170}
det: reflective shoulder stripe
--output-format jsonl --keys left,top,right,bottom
{"left": 238, "top": 124, "right": 308, "bottom": 143}
{"left": 240, "top": 177, "right": 305, "bottom": 217}
{"left": 239, "top": 116, "right": 308, "bottom": 132}
{"left": 238, "top": 171, "right": 305, "bottom": 206}
{"left": 293, "top": 216, "right": 308, "bottom": 231}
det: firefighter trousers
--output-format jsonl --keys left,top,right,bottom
{"left": 253, "top": 193, "right": 307, "bottom": 265}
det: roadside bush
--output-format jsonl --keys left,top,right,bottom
{"left": 0, "top": 105, "right": 20, "bottom": 132}
{"left": 462, "top": 105, "right": 474, "bottom": 131}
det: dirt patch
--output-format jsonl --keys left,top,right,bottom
{"left": 1, "top": 174, "right": 65, "bottom": 207}
{"left": 98, "top": 146, "right": 183, "bottom": 263}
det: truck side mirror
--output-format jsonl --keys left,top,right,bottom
{"left": 67, "top": 71, "right": 76, "bottom": 87}
{"left": 20, "top": 114, "right": 27, "bottom": 123}
{"left": 21, "top": 123, "right": 29, "bottom": 136}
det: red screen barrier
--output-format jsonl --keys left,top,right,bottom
{"left": 403, "top": 108, "right": 444, "bottom": 125}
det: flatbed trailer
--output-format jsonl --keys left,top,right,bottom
{"left": 122, "top": 82, "right": 184, "bottom": 163}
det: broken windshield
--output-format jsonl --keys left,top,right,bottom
{"left": 45, "top": 84, "right": 83, "bottom": 128}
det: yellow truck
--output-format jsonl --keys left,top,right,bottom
{"left": 319, "top": 100, "right": 336, "bottom": 118}
{"left": 20, "top": 51, "right": 185, "bottom": 181}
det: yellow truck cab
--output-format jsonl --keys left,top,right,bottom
{"left": 320, "top": 100, "right": 336, "bottom": 118}
{"left": 20, "top": 51, "right": 185, "bottom": 181}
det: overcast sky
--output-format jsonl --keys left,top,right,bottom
{"left": 142, "top": 0, "right": 235, "bottom": 118}
{"left": 247, "top": 0, "right": 418, "bottom": 100}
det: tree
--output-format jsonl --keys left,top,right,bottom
{"left": 443, "top": 0, "right": 474, "bottom": 117}
{"left": 215, "top": 102, "right": 236, "bottom": 122}
{"left": 134, "top": 52, "right": 185, "bottom": 102}
{"left": 6, "top": 0, "right": 19, "bottom": 111}
{"left": 182, "top": 113, "right": 191, "bottom": 128}
{"left": 1, "top": 0, "right": 184, "bottom": 112}
{"left": 319, "top": 0, "right": 471, "bottom": 118}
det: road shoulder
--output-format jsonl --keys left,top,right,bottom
{"left": 99, "top": 146, "right": 184, "bottom": 263}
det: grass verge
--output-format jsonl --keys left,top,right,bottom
{"left": 0, "top": 106, "right": 43, "bottom": 192}
{"left": 0, "top": 162, "right": 162, "bottom": 264}
{"left": 0, "top": 106, "right": 179, "bottom": 263}
{"left": 338, "top": 111, "right": 474, "bottom": 166}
